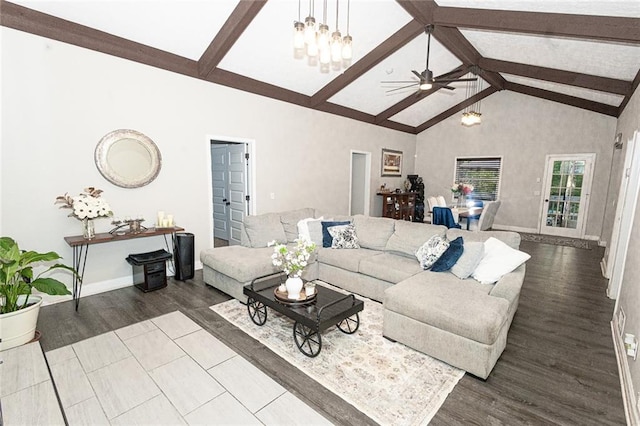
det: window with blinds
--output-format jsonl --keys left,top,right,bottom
{"left": 454, "top": 157, "right": 502, "bottom": 201}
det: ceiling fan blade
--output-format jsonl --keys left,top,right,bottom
{"left": 386, "top": 83, "right": 419, "bottom": 93}
{"left": 441, "top": 85, "right": 455, "bottom": 90}
{"left": 411, "top": 70, "right": 423, "bottom": 80}
{"left": 435, "top": 77, "right": 478, "bottom": 83}
{"left": 435, "top": 69, "right": 465, "bottom": 80}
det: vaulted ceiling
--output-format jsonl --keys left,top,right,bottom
{"left": 2, "top": 0, "right": 640, "bottom": 134}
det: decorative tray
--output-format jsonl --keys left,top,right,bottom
{"left": 274, "top": 286, "right": 317, "bottom": 306}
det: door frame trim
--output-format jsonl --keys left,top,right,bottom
{"left": 537, "top": 153, "right": 596, "bottom": 238}
{"left": 349, "top": 150, "right": 371, "bottom": 216}
{"left": 206, "top": 134, "right": 256, "bottom": 249}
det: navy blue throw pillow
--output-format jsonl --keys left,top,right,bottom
{"left": 431, "top": 237, "right": 464, "bottom": 272}
{"left": 321, "top": 221, "right": 351, "bottom": 247}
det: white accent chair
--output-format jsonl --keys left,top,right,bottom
{"left": 477, "top": 200, "right": 502, "bottom": 231}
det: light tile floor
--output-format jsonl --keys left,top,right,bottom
{"left": 0, "top": 311, "right": 333, "bottom": 425}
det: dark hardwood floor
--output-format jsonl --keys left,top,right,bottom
{"left": 37, "top": 240, "right": 625, "bottom": 425}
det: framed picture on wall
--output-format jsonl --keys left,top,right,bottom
{"left": 381, "top": 148, "right": 403, "bottom": 177}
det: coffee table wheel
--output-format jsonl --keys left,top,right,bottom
{"left": 247, "top": 297, "right": 267, "bottom": 326}
{"left": 337, "top": 313, "right": 360, "bottom": 334}
{"left": 293, "top": 322, "right": 322, "bottom": 357}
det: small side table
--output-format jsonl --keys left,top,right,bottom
{"left": 64, "top": 226, "right": 184, "bottom": 310}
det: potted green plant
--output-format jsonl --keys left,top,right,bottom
{"left": 0, "top": 236, "right": 76, "bottom": 350}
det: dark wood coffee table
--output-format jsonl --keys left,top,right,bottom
{"left": 243, "top": 272, "right": 364, "bottom": 357}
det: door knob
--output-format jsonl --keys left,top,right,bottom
{"left": 225, "top": 201, "right": 231, "bottom": 206}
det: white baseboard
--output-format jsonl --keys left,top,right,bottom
{"left": 611, "top": 318, "right": 640, "bottom": 425}
{"left": 492, "top": 225, "right": 538, "bottom": 233}
{"left": 40, "top": 262, "right": 203, "bottom": 306}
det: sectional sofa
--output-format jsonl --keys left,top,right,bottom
{"left": 200, "top": 207, "right": 527, "bottom": 379}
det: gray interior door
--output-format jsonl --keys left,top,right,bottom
{"left": 211, "top": 145, "right": 229, "bottom": 241}
{"left": 227, "top": 143, "right": 246, "bottom": 245}
{"left": 211, "top": 142, "right": 247, "bottom": 246}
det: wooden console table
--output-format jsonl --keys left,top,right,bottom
{"left": 64, "top": 226, "right": 184, "bottom": 310}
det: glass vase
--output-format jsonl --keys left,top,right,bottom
{"left": 82, "top": 218, "right": 95, "bottom": 240}
{"left": 458, "top": 194, "right": 466, "bottom": 208}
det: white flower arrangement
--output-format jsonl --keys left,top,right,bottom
{"left": 268, "top": 238, "right": 317, "bottom": 276}
{"left": 55, "top": 187, "right": 113, "bottom": 220}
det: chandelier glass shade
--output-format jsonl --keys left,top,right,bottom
{"left": 294, "top": 0, "right": 353, "bottom": 73}
{"left": 461, "top": 67, "right": 483, "bottom": 127}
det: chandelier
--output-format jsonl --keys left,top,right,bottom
{"left": 461, "top": 67, "right": 483, "bottom": 126}
{"left": 293, "top": 0, "right": 353, "bottom": 73}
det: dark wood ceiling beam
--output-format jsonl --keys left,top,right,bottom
{"left": 505, "top": 82, "right": 619, "bottom": 117}
{"left": 395, "top": 1, "right": 437, "bottom": 24}
{"left": 433, "top": 7, "right": 640, "bottom": 44}
{"left": 197, "top": 0, "right": 267, "bottom": 79}
{"left": 0, "top": 0, "right": 198, "bottom": 77}
{"left": 416, "top": 86, "right": 497, "bottom": 133}
{"left": 618, "top": 69, "right": 640, "bottom": 115}
{"left": 316, "top": 103, "right": 416, "bottom": 133}
{"left": 309, "top": 19, "right": 424, "bottom": 107}
{"left": 375, "top": 65, "right": 468, "bottom": 124}
{"left": 207, "top": 69, "right": 416, "bottom": 134}
{"left": 480, "top": 58, "right": 632, "bottom": 95}
{"left": 433, "top": 26, "right": 506, "bottom": 89}
{"left": 207, "top": 69, "right": 311, "bottom": 106}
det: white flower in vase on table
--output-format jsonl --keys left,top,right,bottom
{"left": 268, "top": 238, "right": 317, "bottom": 299}
{"left": 55, "top": 187, "right": 113, "bottom": 239}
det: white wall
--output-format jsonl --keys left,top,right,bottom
{"left": 611, "top": 84, "right": 640, "bottom": 420}
{"left": 415, "top": 90, "right": 617, "bottom": 237}
{"left": 0, "top": 28, "right": 415, "bottom": 298}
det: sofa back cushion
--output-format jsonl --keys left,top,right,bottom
{"left": 446, "top": 229, "right": 521, "bottom": 249}
{"left": 352, "top": 215, "right": 396, "bottom": 251}
{"left": 384, "top": 221, "right": 447, "bottom": 259}
{"left": 280, "top": 208, "right": 315, "bottom": 242}
{"left": 243, "top": 213, "right": 287, "bottom": 248}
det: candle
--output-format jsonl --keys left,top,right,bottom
{"left": 162, "top": 218, "right": 169, "bottom": 227}
{"left": 167, "top": 214, "right": 174, "bottom": 227}
{"left": 157, "top": 211, "right": 164, "bottom": 226}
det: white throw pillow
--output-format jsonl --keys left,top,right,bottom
{"left": 472, "top": 237, "right": 531, "bottom": 284}
{"left": 415, "top": 235, "right": 450, "bottom": 270}
{"left": 307, "top": 217, "right": 330, "bottom": 247}
{"left": 297, "top": 216, "right": 322, "bottom": 242}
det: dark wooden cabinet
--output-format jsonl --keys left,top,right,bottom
{"left": 378, "top": 192, "right": 416, "bottom": 221}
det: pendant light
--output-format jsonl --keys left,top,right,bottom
{"left": 293, "top": 0, "right": 353, "bottom": 72}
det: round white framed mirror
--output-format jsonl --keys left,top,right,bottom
{"left": 95, "top": 129, "right": 162, "bottom": 188}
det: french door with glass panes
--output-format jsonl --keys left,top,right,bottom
{"left": 539, "top": 154, "right": 595, "bottom": 238}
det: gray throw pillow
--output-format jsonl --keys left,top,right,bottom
{"left": 450, "top": 241, "right": 484, "bottom": 279}
{"left": 415, "top": 235, "right": 449, "bottom": 270}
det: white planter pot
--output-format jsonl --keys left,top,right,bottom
{"left": 0, "top": 295, "right": 43, "bottom": 351}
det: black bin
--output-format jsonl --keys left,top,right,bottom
{"left": 126, "top": 249, "right": 173, "bottom": 292}
{"left": 174, "top": 233, "right": 195, "bottom": 281}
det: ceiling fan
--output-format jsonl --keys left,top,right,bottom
{"left": 382, "top": 24, "right": 477, "bottom": 94}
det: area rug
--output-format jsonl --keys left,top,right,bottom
{"left": 210, "top": 283, "right": 464, "bottom": 425}
{"left": 518, "top": 232, "right": 594, "bottom": 249}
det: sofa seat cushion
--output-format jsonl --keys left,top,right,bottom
{"left": 200, "top": 246, "right": 279, "bottom": 283}
{"left": 384, "top": 221, "right": 447, "bottom": 259}
{"left": 317, "top": 247, "right": 379, "bottom": 272}
{"left": 384, "top": 273, "right": 509, "bottom": 345}
{"left": 359, "top": 253, "right": 423, "bottom": 283}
